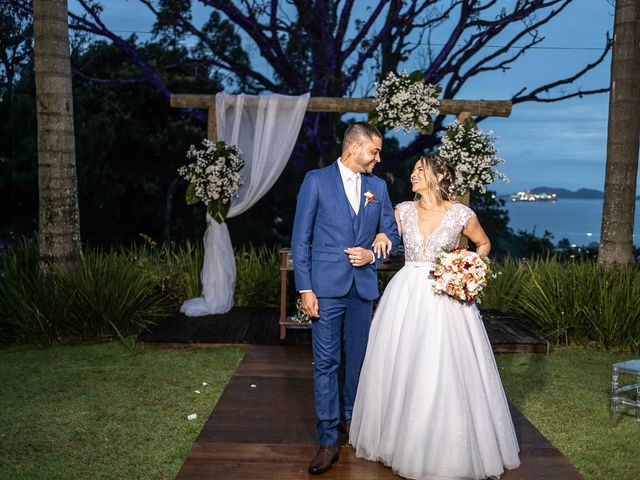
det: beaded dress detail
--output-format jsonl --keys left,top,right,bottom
{"left": 395, "top": 201, "right": 475, "bottom": 264}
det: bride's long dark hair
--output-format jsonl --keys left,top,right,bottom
{"left": 414, "top": 155, "right": 457, "bottom": 205}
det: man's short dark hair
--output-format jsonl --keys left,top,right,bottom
{"left": 342, "top": 122, "right": 382, "bottom": 153}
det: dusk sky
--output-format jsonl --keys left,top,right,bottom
{"left": 70, "top": 0, "right": 630, "bottom": 195}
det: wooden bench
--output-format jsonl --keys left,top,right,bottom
{"left": 279, "top": 248, "right": 403, "bottom": 339}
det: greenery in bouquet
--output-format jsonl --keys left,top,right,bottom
{"left": 178, "top": 139, "right": 244, "bottom": 223}
{"left": 369, "top": 70, "right": 440, "bottom": 135}
{"left": 438, "top": 118, "right": 508, "bottom": 195}
{"left": 290, "top": 298, "right": 312, "bottom": 324}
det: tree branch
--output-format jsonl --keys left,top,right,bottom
{"left": 336, "top": 0, "right": 355, "bottom": 46}
{"left": 70, "top": 0, "right": 172, "bottom": 98}
{"left": 341, "top": 0, "right": 390, "bottom": 62}
{"left": 423, "top": 0, "right": 469, "bottom": 83}
{"left": 435, "top": 0, "right": 572, "bottom": 97}
{"left": 339, "top": 0, "right": 404, "bottom": 93}
{"left": 72, "top": 69, "right": 147, "bottom": 84}
{"left": 199, "top": 0, "right": 302, "bottom": 91}
{"left": 443, "top": 0, "right": 570, "bottom": 77}
{"left": 512, "top": 33, "right": 612, "bottom": 103}
{"left": 158, "top": 11, "right": 281, "bottom": 92}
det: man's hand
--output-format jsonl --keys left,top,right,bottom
{"left": 300, "top": 291, "right": 319, "bottom": 318}
{"left": 371, "top": 232, "right": 392, "bottom": 259}
{"left": 344, "top": 247, "right": 375, "bottom": 267}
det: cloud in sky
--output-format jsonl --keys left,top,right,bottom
{"left": 483, "top": 97, "right": 612, "bottom": 193}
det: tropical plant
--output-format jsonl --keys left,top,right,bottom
{"left": 483, "top": 257, "right": 640, "bottom": 352}
{"left": 234, "top": 244, "right": 280, "bottom": 307}
{"left": 479, "top": 257, "right": 529, "bottom": 313}
{"left": 0, "top": 241, "right": 170, "bottom": 344}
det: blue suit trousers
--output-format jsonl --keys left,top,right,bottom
{"left": 312, "top": 283, "right": 373, "bottom": 446}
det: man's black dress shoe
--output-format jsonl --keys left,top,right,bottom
{"left": 308, "top": 445, "right": 339, "bottom": 475}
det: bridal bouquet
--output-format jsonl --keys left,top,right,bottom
{"left": 178, "top": 139, "right": 244, "bottom": 223}
{"left": 369, "top": 70, "right": 440, "bottom": 134}
{"left": 429, "top": 248, "right": 492, "bottom": 303}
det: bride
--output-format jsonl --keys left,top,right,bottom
{"left": 350, "top": 155, "right": 520, "bottom": 480}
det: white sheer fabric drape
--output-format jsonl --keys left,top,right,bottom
{"left": 180, "top": 92, "right": 310, "bottom": 316}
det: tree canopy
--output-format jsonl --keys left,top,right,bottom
{"left": 1, "top": 1, "right": 613, "bottom": 252}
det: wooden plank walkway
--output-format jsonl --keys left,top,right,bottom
{"left": 177, "top": 345, "right": 581, "bottom": 479}
{"left": 138, "top": 307, "right": 548, "bottom": 353}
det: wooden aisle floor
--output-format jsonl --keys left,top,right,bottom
{"left": 176, "top": 345, "right": 582, "bottom": 480}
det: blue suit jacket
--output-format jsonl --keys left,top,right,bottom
{"left": 291, "top": 161, "right": 400, "bottom": 301}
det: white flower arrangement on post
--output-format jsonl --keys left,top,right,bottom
{"left": 438, "top": 118, "right": 508, "bottom": 195}
{"left": 178, "top": 139, "right": 244, "bottom": 223}
{"left": 369, "top": 70, "right": 440, "bottom": 135}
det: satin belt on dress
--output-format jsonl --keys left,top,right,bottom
{"left": 404, "top": 261, "right": 435, "bottom": 268}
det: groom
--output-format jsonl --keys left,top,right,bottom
{"left": 291, "top": 122, "right": 400, "bottom": 475}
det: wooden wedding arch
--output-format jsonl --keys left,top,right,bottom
{"left": 170, "top": 94, "right": 512, "bottom": 338}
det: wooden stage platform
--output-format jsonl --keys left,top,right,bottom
{"left": 138, "top": 307, "right": 548, "bottom": 354}
{"left": 176, "top": 345, "right": 581, "bottom": 479}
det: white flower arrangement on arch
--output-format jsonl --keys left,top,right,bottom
{"left": 178, "top": 139, "right": 245, "bottom": 223}
{"left": 369, "top": 70, "right": 440, "bottom": 135}
{"left": 438, "top": 118, "right": 509, "bottom": 195}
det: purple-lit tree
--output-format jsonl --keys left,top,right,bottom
{"left": 10, "top": 0, "right": 612, "bottom": 168}
{"left": 20, "top": 0, "right": 608, "bottom": 168}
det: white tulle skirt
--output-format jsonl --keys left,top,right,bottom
{"left": 350, "top": 263, "right": 520, "bottom": 480}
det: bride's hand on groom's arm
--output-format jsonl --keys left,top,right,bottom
{"left": 372, "top": 233, "right": 392, "bottom": 259}
{"left": 344, "top": 247, "right": 375, "bottom": 267}
{"left": 300, "top": 291, "right": 319, "bottom": 318}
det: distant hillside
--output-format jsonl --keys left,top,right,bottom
{"left": 500, "top": 187, "right": 640, "bottom": 200}
{"left": 529, "top": 187, "right": 604, "bottom": 199}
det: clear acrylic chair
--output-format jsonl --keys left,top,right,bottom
{"left": 610, "top": 359, "right": 640, "bottom": 425}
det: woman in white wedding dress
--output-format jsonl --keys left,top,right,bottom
{"left": 350, "top": 156, "right": 520, "bottom": 480}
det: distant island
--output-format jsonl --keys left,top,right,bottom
{"left": 501, "top": 187, "right": 640, "bottom": 201}
{"left": 529, "top": 187, "right": 603, "bottom": 199}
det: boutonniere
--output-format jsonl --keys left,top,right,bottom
{"left": 364, "top": 191, "right": 377, "bottom": 206}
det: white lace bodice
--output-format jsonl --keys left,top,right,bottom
{"left": 396, "top": 201, "right": 476, "bottom": 264}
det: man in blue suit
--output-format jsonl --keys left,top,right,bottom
{"left": 291, "top": 122, "right": 400, "bottom": 475}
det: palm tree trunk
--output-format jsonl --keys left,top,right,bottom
{"left": 599, "top": 0, "right": 640, "bottom": 266}
{"left": 33, "top": 0, "right": 81, "bottom": 270}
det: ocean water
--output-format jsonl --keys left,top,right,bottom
{"left": 502, "top": 198, "right": 640, "bottom": 246}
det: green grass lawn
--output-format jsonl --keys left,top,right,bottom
{"left": 0, "top": 342, "right": 245, "bottom": 479}
{"left": 1, "top": 343, "right": 638, "bottom": 480}
{"left": 497, "top": 347, "right": 640, "bottom": 480}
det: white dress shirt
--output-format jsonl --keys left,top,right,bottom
{"left": 337, "top": 159, "right": 374, "bottom": 264}
{"left": 337, "top": 158, "right": 361, "bottom": 215}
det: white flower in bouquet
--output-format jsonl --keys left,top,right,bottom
{"left": 370, "top": 70, "right": 440, "bottom": 134}
{"left": 438, "top": 118, "right": 508, "bottom": 195}
{"left": 177, "top": 139, "right": 244, "bottom": 223}
{"left": 429, "top": 248, "right": 492, "bottom": 303}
